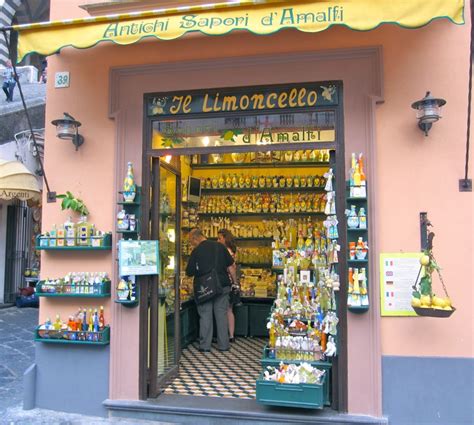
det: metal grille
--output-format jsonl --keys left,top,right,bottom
{"left": 4, "top": 201, "right": 32, "bottom": 303}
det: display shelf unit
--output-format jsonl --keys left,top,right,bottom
{"left": 117, "top": 186, "right": 141, "bottom": 236}
{"left": 260, "top": 347, "right": 332, "bottom": 406}
{"left": 116, "top": 187, "right": 142, "bottom": 308}
{"left": 191, "top": 161, "right": 330, "bottom": 170}
{"left": 346, "top": 181, "right": 369, "bottom": 314}
{"left": 35, "top": 278, "right": 111, "bottom": 297}
{"left": 37, "top": 293, "right": 110, "bottom": 298}
{"left": 35, "top": 325, "right": 110, "bottom": 345}
{"left": 115, "top": 298, "right": 138, "bottom": 307}
{"left": 35, "top": 233, "right": 112, "bottom": 251}
{"left": 201, "top": 187, "right": 326, "bottom": 194}
{"left": 256, "top": 373, "right": 325, "bottom": 409}
{"left": 198, "top": 212, "right": 326, "bottom": 218}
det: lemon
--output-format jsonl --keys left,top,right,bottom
{"left": 420, "top": 255, "right": 430, "bottom": 266}
{"left": 411, "top": 298, "right": 422, "bottom": 307}
{"left": 432, "top": 296, "right": 446, "bottom": 308}
{"left": 443, "top": 306, "right": 453, "bottom": 311}
{"left": 420, "top": 295, "right": 432, "bottom": 307}
{"left": 444, "top": 298, "right": 452, "bottom": 308}
{"left": 419, "top": 305, "right": 431, "bottom": 309}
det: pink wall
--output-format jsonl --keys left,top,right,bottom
{"left": 42, "top": 0, "right": 473, "bottom": 415}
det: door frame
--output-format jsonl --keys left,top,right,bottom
{"left": 139, "top": 81, "right": 347, "bottom": 410}
{"left": 145, "top": 157, "right": 182, "bottom": 398}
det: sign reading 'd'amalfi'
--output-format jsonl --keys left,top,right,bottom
{"left": 148, "top": 84, "right": 338, "bottom": 116}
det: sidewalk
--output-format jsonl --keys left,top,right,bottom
{"left": 0, "top": 307, "right": 178, "bottom": 424}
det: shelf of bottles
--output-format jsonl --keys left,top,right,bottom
{"left": 346, "top": 153, "right": 369, "bottom": 313}
{"left": 36, "top": 272, "right": 111, "bottom": 298}
{"left": 35, "top": 307, "right": 109, "bottom": 345}
{"left": 36, "top": 233, "right": 112, "bottom": 250}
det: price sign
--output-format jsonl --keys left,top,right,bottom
{"left": 55, "top": 72, "right": 70, "bottom": 88}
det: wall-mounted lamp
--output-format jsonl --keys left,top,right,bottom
{"left": 51, "top": 112, "right": 84, "bottom": 151}
{"left": 411, "top": 92, "right": 446, "bottom": 136}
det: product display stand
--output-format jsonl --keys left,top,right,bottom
{"left": 346, "top": 180, "right": 369, "bottom": 313}
{"left": 115, "top": 186, "right": 141, "bottom": 308}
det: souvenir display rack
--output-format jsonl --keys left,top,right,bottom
{"left": 180, "top": 151, "right": 334, "bottom": 338}
{"left": 255, "top": 164, "right": 339, "bottom": 409}
{"left": 36, "top": 280, "right": 111, "bottom": 298}
{"left": 35, "top": 325, "right": 110, "bottom": 346}
{"left": 35, "top": 233, "right": 112, "bottom": 250}
{"left": 115, "top": 186, "right": 142, "bottom": 308}
{"left": 345, "top": 154, "right": 370, "bottom": 314}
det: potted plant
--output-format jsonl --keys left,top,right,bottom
{"left": 56, "top": 191, "right": 89, "bottom": 216}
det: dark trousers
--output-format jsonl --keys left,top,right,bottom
{"left": 3, "top": 80, "right": 15, "bottom": 101}
{"left": 196, "top": 286, "right": 230, "bottom": 350}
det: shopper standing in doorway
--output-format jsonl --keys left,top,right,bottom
{"left": 2, "top": 60, "right": 16, "bottom": 102}
{"left": 217, "top": 229, "right": 241, "bottom": 343}
{"left": 186, "top": 228, "right": 237, "bottom": 352}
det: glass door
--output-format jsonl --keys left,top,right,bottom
{"left": 149, "top": 157, "right": 181, "bottom": 396}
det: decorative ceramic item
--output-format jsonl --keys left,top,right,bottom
{"left": 117, "top": 278, "right": 129, "bottom": 300}
{"left": 347, "top": 205, "right": 359, "bottom": 229}
{"left": 123, "top": 162, "right": 137, "bottom": 202}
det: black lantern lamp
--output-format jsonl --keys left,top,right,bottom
{"left": 51, "top": 113, "right": 84, "bottom": 150}
{"left": 411, "top": 92, "right": 446, "bottom": 136}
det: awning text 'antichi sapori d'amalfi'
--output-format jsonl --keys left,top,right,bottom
{"left": 13, "top": 0, "right": 464, "bottom": 62}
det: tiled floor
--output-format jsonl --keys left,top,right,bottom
{"left": 164, "top": 337, "right": 266, "bottom": 399}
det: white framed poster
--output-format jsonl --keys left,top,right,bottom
{"left": 119, "top": 240, "right": 159, "bottom": 276}
{"left": 380, "top": 253, "right": 422, "bottom": 317}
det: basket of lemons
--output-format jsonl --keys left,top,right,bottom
{"left": 411, "top": 232, "right": 454, "bottom": 318}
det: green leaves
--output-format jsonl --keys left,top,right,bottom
{"left": 420, "top": 275, "right": 432, "bottom": 296}
{"left": 56, "top": 192, "right": 89, "bottom": 216}
{"left": 161, "top": 136, "right": 184, "bottom": 148}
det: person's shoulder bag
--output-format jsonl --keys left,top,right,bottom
{"left": 193, "top": 243, "right": 223, "bottom": 304}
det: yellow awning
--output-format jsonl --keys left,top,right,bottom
{"left": 0, "top": 160, "right": 41, "bottom": 201}
{"left": 14, "top": 0, "right": 464, "bottom": 62}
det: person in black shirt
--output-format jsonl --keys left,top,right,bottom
{"left": 186, "top": 228, "right": 236, "bottom": 352}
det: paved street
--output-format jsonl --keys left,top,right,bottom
{"left": 0, "top": 306, "right": 37, "bottom": 415}
{"left": 0, "top": 307, "right": 176, "bottom": 425}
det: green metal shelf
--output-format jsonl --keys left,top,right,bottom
{"left": 347, "top": 259, "right": 368, "bottom": 263}
{"left": 35, "top": 326, "right": 110, "bottom": 345}
{"left": 116, "top": 230, "right": 139, "bottom": 234}
{"left": 117, "top": 201, "right": 141, "bottom": 206}
{"left": 347, "top": 197, "right": 367, "bottom": 201}
{"left": 191, "top": 161, "right": 330, "bottom": 169}
{"left": 347, "top": 228, "right": 368, "bottom": 232}
{"left": 348, "top": 305, "right": 370, "bottom": 313}
{"left": 114, "top": 299, "right": 139, "bottom": 308}
{"left": 36, "top": 245, "right": 112, "bottom": 251}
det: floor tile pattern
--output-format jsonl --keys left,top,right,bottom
{"left": 164, "top": 337, "right": 266, "bottom": 399}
